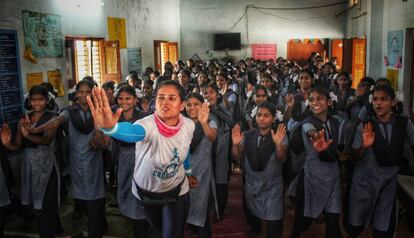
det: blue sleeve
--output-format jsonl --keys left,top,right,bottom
{"left": 100, "top": 122, "right": 146, "bottom": 143}
{"left": 183, "top": 150, "right": 192, "bottom": 175}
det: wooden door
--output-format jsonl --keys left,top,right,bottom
{"left": 351, "top": 38, "right": 366, "bottom": 88}
{"left": 331, "top": 39, "right": 343, "bottom": 69}
{"left": 342, "top": 39, "right": 353, "bottom": 76}
{"left": 154, "top": 40, "right": 167, "bottom": 73}
{"left": 167, "top": 42, "right": 178, "bottom": 65}
{"left": 100, "top": 40, "right": 121, "bottom": 84}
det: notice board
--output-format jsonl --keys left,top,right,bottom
{"left": 251, "top": 44, "right": 277, "bottom": 60}
{"left": 0, "top": 29, "right": 24, "bottom": 126}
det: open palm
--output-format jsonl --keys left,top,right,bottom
{"left": 231, "top": 124, "right": 244, "bottom": 145}
{"left": 272, "top": 123, "right": 286, "bottom": 145}
{"left": 0, "top": 123, "right": 12, "bottom": 145}
{"left": 311, "top": 129, "right": 332, "bottom": 152}
{"left": 87, "top": 87, "right": 122, "bottom": 129}
{"left": 362, "top": 122, "right": 375, "bottom": 149}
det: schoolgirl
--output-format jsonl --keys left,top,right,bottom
{"left": 260, "top": 74, "right": 284, "bottom": 110}
{"left": 332, "top": 72, "right": 355, "bottom": 112}
{"left": 232, "top": 102, "right": 288, "bottom": 238}
{"left": 26, "top": 79, "right": 107, "bottom": 237}
{"left": 244, "top": 85, "right": 269, "bottom": 130}
{"left": 110, "top": 85, "right": 150, "bottom": 237}
{"left": 185, "top": 93, "right": 218, "bottom": 237}
{"left": 202, "top": 83, "right": 235, "bottom": 218}
{"left": 88, "top": 80, "right": 196, "bottom": 238}
{"left": 1, "top": 85, "right": 63, "bottom": 237}
{"left": 291, "top": 86, "right": 343, "bottom": 238}
{"left": 216, "top": 72, "right": 237, "bottom": 112}
{"left": 178, "top": 69, "right": 195, "bottom": 96}
{"left": 346, "top": 84, "right": 414, "bottom": 238}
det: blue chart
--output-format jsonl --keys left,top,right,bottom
{"left": 0, "top": 29, "right": 23, "bottom": 126}
{"left": 22, "top": 10, "right": 63, "bottom": 57}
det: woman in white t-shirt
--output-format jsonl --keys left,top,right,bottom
{"left": 87, "top": 80, "right": 199, "bottom": 238}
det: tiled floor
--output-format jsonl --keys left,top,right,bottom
{"left": 3, "top": 171, "right": 413, "bottom": 237}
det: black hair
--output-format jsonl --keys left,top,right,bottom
{"left": 201, "top": 82, "right": 219, "bottom": 94}
{"left": 309, "top": 86, "right": 331, "bottom": 100}
{"left": 179, "top": 69, "right": 191, "bottom": 78}
{"left": 253, "top": 85, "right": 268, "bottom": 96}
{"left": 375, "top": 78, "right": 392, "bottom": 87}
{"left": 155, "top": 80, "right": 186, "bottom": 101}
{"left": 40, "top": 82, "right": 58, "bottom": 97}
{"left": 299, "top": 68, "right": 315, "bottom": 80}
{"left": 216, "top": 72, "right": 229, "bottom": 83}
{"left": 185, "top": 92, "right": 204, "bottom": 103}
{"left": 102, "top": 81, "right": 115, "bottom": 91}
{"left": 143, "top": 79, "right": 154, "bottom": 87}
{"left": 76, "top": 78, "right": 95, "bottom": 92}
{"left": 116, "top": 84, "right": 137, "bottom": 100}
{"left": 372, "top": 84, "right": 395, "bottom": 100}
{"left": 24, "top": 85, "right": 55, "bottom": 111}
{"left": 257, "top": 102, "right": 277, "bottom": 117}
{"left": 152, "top": 70, "right": 160, "bottom": 77}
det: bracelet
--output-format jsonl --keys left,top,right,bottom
{"left": 185, "top": 169, "right": 192, "bottom": 176}
{"left": 100, "top": 123, "right": 119, "bottom": 135}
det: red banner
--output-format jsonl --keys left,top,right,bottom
{"left": 251, "top": 44, "right": 277, "bottom": 60}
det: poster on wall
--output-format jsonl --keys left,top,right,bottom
{"left": 386, "top": 69, "right": 399, "bottom": 90}
{"left": 0, "top": 29, "right": 24, "bottom": 126}
{"left": 108, "top": 17, "right": 127, "bottom": 49}
{"left": 386, "top": 30, "right": 403, "bottom": 69}
{"left": 27, "top": 72, "right": 43, "bottom": 91}
{"left": 22, "top": 10, "right": 63, "bottom": 57}
{"left": 127, "top": 48, "right": 142, "bottom": 74}
{"left": 251, "top": 44, "right": 277, "bottom": 60}
{"left": 47, "top": 70, "right": 64, "bottom": 96}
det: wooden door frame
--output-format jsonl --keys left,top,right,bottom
{"left": 65, "top": 36, "right": 105, "bottom": 88}
{"left": 154, "top": 40, "right": 167, "bottom": 72}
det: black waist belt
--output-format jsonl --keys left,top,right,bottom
{"left": 134, "top": 177, "right": 185, "bottom": 206}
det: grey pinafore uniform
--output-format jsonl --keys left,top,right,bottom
{"left": 20, "top": 115, "right": 60, "bottom": 209}
{"left": 243, "top": 135, "right": 287, "bottom": 221}
{"left": 187, "top": 119, "right": 218, "bottom": 227}
{"left": 0, "top": 162, "right": 10, "bottom": 207}
{"left": 349, "top": 118, "right": 414, "bottom": 231}
{"left": 114, "top": 142, "right": 146, "bottom": 219}
{"left": 61, "top": 109, "right": 104, "bottom": 200}
{"left": 214, "top": 107, "right": 232, "bottom": 184}
{"left": 302, "top": 120, "right": 342, "bottom": 218}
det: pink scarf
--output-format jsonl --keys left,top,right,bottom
{"left": 154, "top": 113, "right": 184, "bottom": 137}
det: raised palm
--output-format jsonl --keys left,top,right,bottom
{"left": 0, "top": 123, "right": 12, "bottom": 145}
{"left": 311, "top": 129, "right": 332, "bottom": 152}
{"left": 87, "top": 87, "right": 122, "bottom": 129}
{"left": 231, "top": 124, "right": 244, "bottom": 145}
{"left": 362, "top": 122, "right": 375, "bottom": 149}
{"left": 272, "top": 123, "right": 286, "bottom": 145}
{"left": 197, "top": 102, "right": 210, "bottom": 124}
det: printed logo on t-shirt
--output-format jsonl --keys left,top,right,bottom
{"left": 152, "top": 148, "right": 180, "bottom": 180}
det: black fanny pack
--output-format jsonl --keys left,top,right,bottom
{"left": 135, "top": 178, "right": 185, "bottom": 206}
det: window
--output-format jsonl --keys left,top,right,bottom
{"left": 74, "top": 39, "right": 102, "bottom": 84}
{"left": 65, "top": 37, "right": 121, "bottom": 88}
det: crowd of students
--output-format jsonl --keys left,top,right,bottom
{"left": 0, "top": 52, "right": 413, "bottom": 238}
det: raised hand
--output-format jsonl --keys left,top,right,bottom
{"left": 271, "top": 123, "right": 286, "bottom": 145}
{"left": 311, "top": 129, "right": 332, "bottom": 152}
{"left": 197, "top": 102, "right": 210, "bottom": 125}
{"left": 0, "top": 123, "right": 12, "bottom": 145}
{"left": 362, "top": 122, "right": 375, "bottom": 149}
{"left": 231, "top": 124, "right": 244, "bottom": 145}
{"left": 20, "top": 118, "right": 30, "bottom": 138}
{"left": 87, "top": 87, "right": 122, "bottom": 129}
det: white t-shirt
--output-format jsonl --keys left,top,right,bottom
{"left": 131, "top": 114, "right": 195, "bottom": 199}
